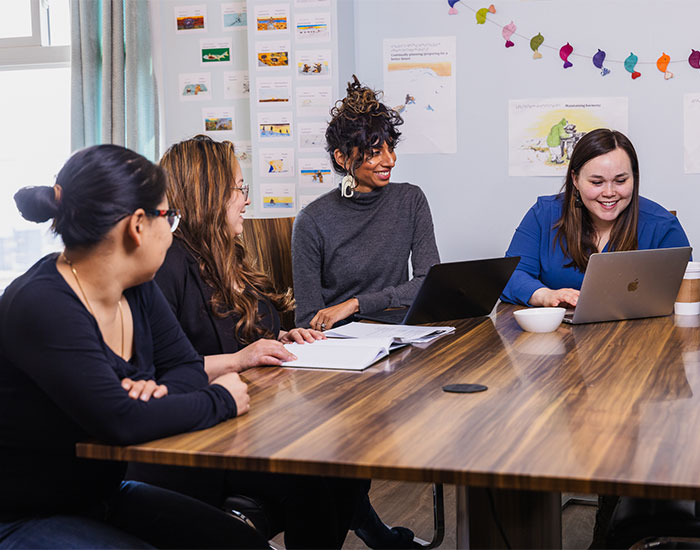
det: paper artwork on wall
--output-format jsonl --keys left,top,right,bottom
{"left": 299, "top": 193, "right": 323, "bottom": 209}
{"left": 295, "top": 49, "right": 331, "bottom": 79}
{"left": 200, "top": 38, "right": 232, "bottom": 65}
{"left": 175, "top": 5, "right": 207, "bottom": 33}
{"left": 179, "top": 73, "right": 211, "bottom": 101}
{"left": 508, "top": 97, "right": 629, "bottom": 177}
{"left": 221, "top": 2, "right": 247, "bottom": 30}
{"left": 294, "top": 0, "right": 329, "bottom": 6}
{"left": 255, "top": 4, "right": 290, "bottom": 34}
{"left": 261, "top": 183, "right": 295, "bottom": 209}
{"left": 382, "top": 36, "right": 457, "bottom": 155}
{"left": 234, "top": 140, "right": 252, "bottom": 168}
{"left": 684, "top": 94, "right": 700, "bottom": 174}
{"left": 258, "top": 111, "right": 293, "bottom": 141}
{"left": 256, "top": 40, "right": 291, "bottom": 71}
{"left": 259, "top": 148, "right": 295, "bottom": 177}
{"left": 295, "top": 86, "right": 332, "bottom": 118}
{"left": 256, "top": 76, "right": 292, "bottom": 104}
{"left": 298, "top": 157, "right": 332, "bottom": 185}
{"left": 223, "top": 71, "right": 250, "bottom": 99}
{"left": 295, "top": 12, "right": 331, "bottom": 42}
{"left": 297, "top": 121, "right": 327, "bottom": 151}
{"left": 202, "top": 107, "right": 235, "bottom": 134}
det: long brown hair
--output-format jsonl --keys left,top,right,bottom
{"left": 160, "top": 135, "right": 293, "bottom": 343}
{"left": 554, "top": 128, "right": 640, "bottom": 271}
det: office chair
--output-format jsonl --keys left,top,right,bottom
{"left": 238, "top": 216, "right": 445, "bottom": 549}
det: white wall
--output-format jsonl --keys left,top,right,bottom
{"left": 349, "top": 0, "right": 700, "bottom": 261}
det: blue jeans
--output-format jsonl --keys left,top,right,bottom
{"left": 0, "top": 481, "right": 269, "bottom": 549}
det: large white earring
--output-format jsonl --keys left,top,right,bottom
{"left": 341, "top": 173, "right": 356, "bottom": 198}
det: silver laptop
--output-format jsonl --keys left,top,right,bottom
{"left": 563, "top": 246, "right": 692, "bottom": 324}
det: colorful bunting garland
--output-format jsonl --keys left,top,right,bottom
{"left": 447, "top": 0, "right": 700, "bottom": 80}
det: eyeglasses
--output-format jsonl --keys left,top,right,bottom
{"left": 232, "top": 184, "right": 249, "bottom": 200}
{"left": 145, "top": 208, "right": 181, "bottom": 232}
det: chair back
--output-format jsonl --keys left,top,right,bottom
{"left": 240, "top": 217, "right": 295, "bottom": 329}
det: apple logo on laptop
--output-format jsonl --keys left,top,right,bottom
{"left": 627, "top": 278, "right": 639, "bottom": 292}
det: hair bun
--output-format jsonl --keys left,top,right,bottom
{"left": 14, "top": 185, "right": 59, "bottom": 223}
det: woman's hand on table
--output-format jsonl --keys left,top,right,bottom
{"left": 234, "top": 338, "right": 298, "bottom": 369}
{"left": 211, "top": 372, "right": 251, "bottom": 416}
{"left": 279, "top": 327, "right": 326, "bottom": 344}
{"left": 121, "top": 378, "right": 168, "bottom": 402}
{"left": 310, "top": 298, "right": 359, "bottom": 331}
{"left": 529, "top": 287, "right": 579, "bottom": 308}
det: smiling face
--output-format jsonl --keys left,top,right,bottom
{"left": 225, "top": 157, "right": 249, "bottom": 236}
{"left": 335, "top": 141, "right": 396, "bottom": 194}
{"left": 573, "top": 147, "right": 635, "bottom": 232}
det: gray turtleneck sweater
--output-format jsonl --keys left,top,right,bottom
{"left": 291, "top": 182, "right": 440, "bottom": 327}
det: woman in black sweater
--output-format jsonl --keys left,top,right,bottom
{"left": 130, "top": 135, "right": 414, "bottom": 549}
{"left": 0, "top": 145, "right": 267, "bottom": 549}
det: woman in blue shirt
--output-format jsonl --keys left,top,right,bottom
{"left": 501, "top": 128, "right": 690, "bottom": 307}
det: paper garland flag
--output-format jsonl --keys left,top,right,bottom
{"left": 475, "top": 4, "right": 495, "bottom": 24}
{"left": 592, "top": 49, "right": 610, "bottom": 76}
{"left": 530, "top": 33, "right": 543, "bottom": 59}
{"left": 657, "top": 53, "right": 673, "bottom": 79}
{"left": 502, "top": 21, "right": 516, "bottom": 48}
{"left": 447, "top": 0, "right": 459, "bottom": 15}
{"left": 624, "top": 52, "right": 641, "bottom": 79}
{"left": 690, "top": 50, "right": 700, "bottom": 69}
{"left": 559, "top": 42, "right": 573, "bottom": 68}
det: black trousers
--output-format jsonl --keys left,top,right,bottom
{"left": 126, "top": 463, "right": 370, "bottom": 549}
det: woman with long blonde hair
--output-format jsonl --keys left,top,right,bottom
{"left": 127, "top": 135, "right": 367, "bottom": 549}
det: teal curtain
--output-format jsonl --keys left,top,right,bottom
{"left": 71, "top": 0, "right": 159, "bottom": 160}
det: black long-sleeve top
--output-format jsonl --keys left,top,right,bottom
{"left": 0, "top": 254, "right": 237, "bottom": 520}
{"left": 154, "top": 239, "right": 280, "bottom": 356}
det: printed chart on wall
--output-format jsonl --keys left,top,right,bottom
{"left": 382, "top": 36, "right": 457, "bottom": 155}
{"left": 508, "top": 97, "right": 629, "bottom": 177}
{"left": 684, "top": 93, "right": 700, "bottom": 174}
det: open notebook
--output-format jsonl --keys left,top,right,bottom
{"left": 282, "top": 323, "right": 455, "bottom": 371}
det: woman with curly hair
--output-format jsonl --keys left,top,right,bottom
{"left": 292, "top": 75, "right": 441, "bottom": 330}
{"left": 127, "top": 135, "right": 370, "bottom": 549}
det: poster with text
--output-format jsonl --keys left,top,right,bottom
{"left": 258, "top": 111, "right": 293, "bottom": 141}
{"left": 256, "top": 40, "right": 291, "bottom": 71}
{"left": 299, "top": 193, "right": 323, "bottom": 209}
{"left": 295, "top": 12, "right": 331, "bottom": 42}
{"left": 295, "top": 49, "right": 331, "bottom": 79}
{"left": 255, "top": 4, "right": 290, "bottom": 34}
{"left": 261, "top": 183, "right": 295, "bottom": 209}
{"left": 295, "top": 86, "right": 332, "bottom": 117}
{"left": 259, "top": 148, "right": 295, "bottom": 177}
{"left": 295, "top": 0, "right": 329, "bottom": 6}
{"left": 298, "top": 157, "right": 332, "bottom": 185}
{"left": 223, "top": 70, "right": 249, "bottom": 99}
{"left": 684, "top": 93, "right": 700, "bottom": 174}
{"left": 298, "top": 121, "right": 327, "bottom": 150}
{"left": 383, "top": 36, "right": 456, "bottom": 155}
{"left": 508, "top": 97, "right": 629, "bottom": 177}
{"left": 256, "top": 76, "right": 292, "bottom": 105}
{"left": 200, "top": 38, "right": 232, "bottom": 65}
{"left": 175, "top": 5, "right": 206, "bottom": 33}
{"left": 202, "top": 107, "right": 235, "bottom": 133}
{"left": 222, "top": 2, "right": 247, "bottom": 30}
{"left": 179, "top": 73, "right": 211, "bottom": 101}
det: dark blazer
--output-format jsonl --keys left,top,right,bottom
{"left": 155, "top": 239, "right": 281, "bottom": 356}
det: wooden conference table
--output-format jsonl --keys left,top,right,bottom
{"left": 77, "top": 304, "right": 700, "bottom": 548}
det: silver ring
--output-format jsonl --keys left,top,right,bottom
{"left": 320, "top": 323, "right": 326, "bottom": 330}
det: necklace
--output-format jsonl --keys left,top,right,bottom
{"left": 61, "top": 252, "right": 124, "bottom": 358}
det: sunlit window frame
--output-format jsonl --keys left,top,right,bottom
{"left": 0, "top": 0, "right": 69, "bottom": 69}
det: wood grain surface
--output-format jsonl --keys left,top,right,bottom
{"left": 77, "top": 305, "right": 700, "bottom": 499}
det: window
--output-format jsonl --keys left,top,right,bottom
{"left": 0, "top": 0, "right": 70, "bottom": 288}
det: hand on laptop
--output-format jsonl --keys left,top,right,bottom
{"left": 529, "top": 287, "right": 579, "bottom": 308}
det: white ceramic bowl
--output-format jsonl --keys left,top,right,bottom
{"left": 513, "top": 307, "right": 566, "bottom": 333}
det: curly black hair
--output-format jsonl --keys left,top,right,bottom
{"left": 325, "top": 75, "right": 403, "bottom": 175}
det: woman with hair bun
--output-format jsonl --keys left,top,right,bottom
{"left": 0, "top": 144, "right": 267, "bottom": 549}
{"left": 292, "top": 75, "right": 440, "bottom": 330}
